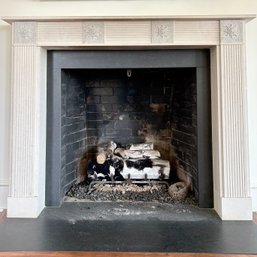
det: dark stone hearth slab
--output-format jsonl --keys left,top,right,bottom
{"left": 0, "top": 203, "right": 257, "bottom": 254}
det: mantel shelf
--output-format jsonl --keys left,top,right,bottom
{"left": 2, "top": 14, "right": 256, "bottom": 24}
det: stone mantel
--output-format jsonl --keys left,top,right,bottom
{"left": 2, "top": 15, "right": 255, "bottom": 47}
{"left": 2, "top": 15, "right": 255, "bottom": 219}
{"left": 2, "top": 14, "right": 256, "bottom": 22}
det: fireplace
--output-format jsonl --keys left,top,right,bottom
{"left": 3, "top": 15, "right": 254, "bottom": 220}
{"left": 46, "top": 50, "right": 212, "bottom": 208}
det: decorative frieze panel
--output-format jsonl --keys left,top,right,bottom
{"left": 174, "top": 21, "right": 219, "bottom": 45}
{"left": 13, "top": 22, "right": 37, "bottom": 45}
{"left": 82, "top": 21, "right": 104, "bottom": 44}
{"left": 105, "top": 21, "right": 151, "bottom": 45}
{"left": 35, "top": 20, "right": 222, "bottom": 46}
{"left": 38, "top": 22, "right": 82, "bottom": 45}
{"left": 220, "top": 20, "right": 243, "bottom": 44}
{"left": 151, "top": 21, "right": 173, "bottom": 44}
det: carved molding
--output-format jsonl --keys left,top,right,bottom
{"left": 14, "top": 22, "right": 37, "bottom": 45}
{"left": 151, "top": 21, "right": 173, "bottom": 44}
{"left": 220, "top": 20, "right": 243, "bottom": 44}
{"left": 82, "top": 21, "right": 104, "bottom": 44}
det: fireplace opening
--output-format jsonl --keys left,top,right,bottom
{"left": 63, "top": 68, "right": 195, "bottom": 203}
{"left": 46, "top": 50, "right": 213, "bottom": 208}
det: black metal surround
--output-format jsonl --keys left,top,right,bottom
{"left": 46, "top": 50, "right": 212, "bottom": 207}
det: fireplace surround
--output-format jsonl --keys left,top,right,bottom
{"left": 2, "top": 15, "right": 255, "bottom": 220}
{"left": 46, "top": 50, "right": 212, "bottom": 208}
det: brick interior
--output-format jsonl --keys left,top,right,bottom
{"left": 61, "top": 68, "right": 198, "bottom": 200}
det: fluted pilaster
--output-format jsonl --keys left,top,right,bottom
{"left": 219, "top": 20, "right": 250, "bottom": 199}
{"left": 8, "top": 22, "right": 47, "bottom": 217}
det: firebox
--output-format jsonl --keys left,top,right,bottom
{"left": 46, "top": 50, "right": 212, "bottom": 208}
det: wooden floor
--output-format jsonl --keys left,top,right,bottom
{"left": 0, "top": 209, "right": 6, "bottom": 224}
{"left": 0, "top": 252, "right": 256, "bottom": 257}
{"left": 253, "top": 212, "right": 257, "bottom": 225}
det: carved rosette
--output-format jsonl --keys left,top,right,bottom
{"left": 151, "top": 21, "right": 173, "bottom": 44}
{"left": 14, "top": 22, "right": 37, "bottom": 45}
{"left": 220, "top": 20, "right": 243, "bottom": 44}
{"left": 82, "top": 22, "right": 104, "bottom": 44}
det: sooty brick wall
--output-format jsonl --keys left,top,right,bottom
{"left": 84, "top": 69, "right": 174, "bottom": 161}
{"left": 61, "top": 71, "right": 87, "bottom": 196}
{"left": 171, "top": 68, "right": 198, "bottom": 197}
{"left": 61, "top": 68, "right": 198, "bottom": 197}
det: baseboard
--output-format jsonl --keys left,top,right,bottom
{"left": 253, "top": 212, "right": 257, "bottom": 225}
{"left": 0, "top": 179, "right": 8, "bottom": 186}
{"left": 251, "top": 186, "right": 257, "bottom": 211}
{"left": 0, "top": 181, "right": 8, "bottom": 209}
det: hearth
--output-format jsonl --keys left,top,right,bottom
{"left": 46, "top": 50, "right": 212, "bottom": 208}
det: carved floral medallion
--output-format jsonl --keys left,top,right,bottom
{"left": 220, "top": 20, "right": 243, "bottom": 44}
{"left": 152, "top": 21, "right": 173, "bottom": 44}
{"left": 82, "top": 22, "right": 104, "bottom": 44}
{"left": 14, "top": 22, "right": 37, "bottom": 45}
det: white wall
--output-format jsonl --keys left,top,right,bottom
{"left": 0, "top": 15, "right": 11, "bottom": 209}
{"left": 0, "top": 0, "right": 257, "bottom": 210}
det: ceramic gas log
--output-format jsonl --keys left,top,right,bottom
{"left": 87, "top": 142, "right": 170, "bottom": 183}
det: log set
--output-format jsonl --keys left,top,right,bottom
{"left": 66, "top": 141, "right": 192, "bottom": 203}
{"left": 87, "top": 142, "right": 170, "bottom": 182}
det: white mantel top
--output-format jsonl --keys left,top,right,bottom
{"left": 2, "top": 14, "right": 256, "bottom": 23}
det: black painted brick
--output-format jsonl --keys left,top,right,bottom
{"left": 172, "top": 130, "right": 196, "bottom": 146}
{"left": 86, "top": 136, "right": 98, "bottom": 146}
{"left": 87, "top": 120, "right": 104, "bottom": 129}
{"left": 151, "top": 96, "right": 170, "bottom": 104}
{"left": 87, "top": 113, "right": 103, "bottom": 121}
{"left": 112, "top": 104, "right": 123, "bottom": 112}
{"left": 105, "top": 128, "right": 132, "bottom": 138}
{"left": 114, "top": 120, "right": 139, "bottom": 130}
{"left": 64, "top": 130, "right": 87, "bottom": 146}
{"left": 66, "top": 116, "right": 86, "bottom": 125}
{"left": 66, "top": 122, "right": 86, "bottom": 134}
{"left": 87, "top": 129, "right": 99, "bottom": 137}
{"left": 113, "top": 88, "right": 126, "bottom": 96}
{"left": 62, "top": 171, "right": 76, "bottom": 189}
{"left": 87, "top": 104, "right": 112, "bottom": 112}
{"left": 86, "top": 80, "right": 100, "bottom": 87}
{"left": 87, "top": 87, "right": 113, "bottom": 96}
{"left": 100, "top": 80, "right": 122, "bottom": 88}
{"left": 150, "top": 86, "right": 166, "bottom": 96}
{"left": 86, "top": 96, "right": 101, "bottom": 104}
{"left": 102, "top": 113, "right": 114, "bottom": 120}
{"left": 66, "top": 160, "right": 78, "bottom": 175}
{"left": 101, "top": 96, "right": 120, "bottom": 104}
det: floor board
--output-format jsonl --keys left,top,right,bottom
{"left": 253, "top": 212, "right": 257, "bottom": 225}
{"left": 0, "top": 209, "right": 6, "bottom": 224}
{"left": 0, "top": 252, "right": 256, "bottom": 257}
